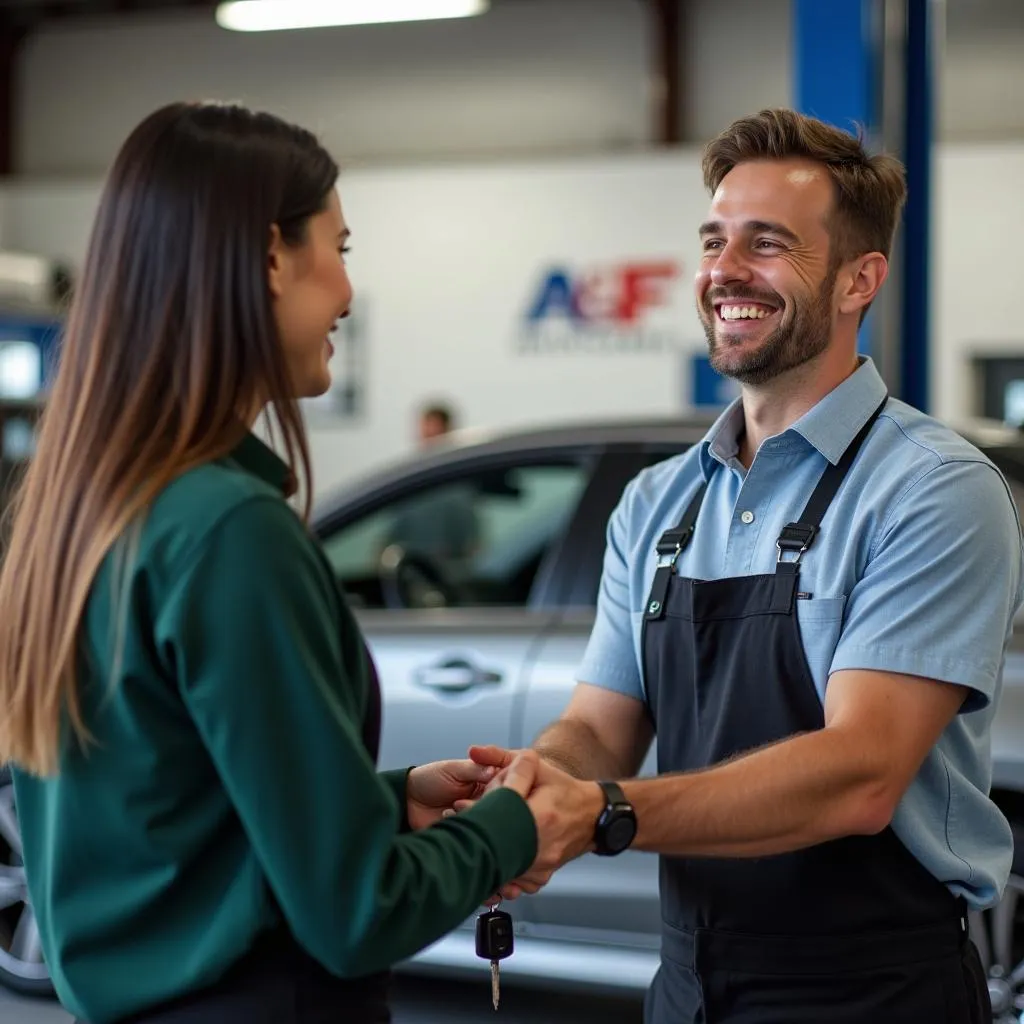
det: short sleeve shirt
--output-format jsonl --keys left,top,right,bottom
{"left": 579, "top": 357, "right": 1024, "bottom": 908}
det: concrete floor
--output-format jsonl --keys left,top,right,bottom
{"left": 0, "top": 977, "right": 644, "bottom": 1023}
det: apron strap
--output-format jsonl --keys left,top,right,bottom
{"left": 645, "top": 481, "right": 708, "bottom": 621}
{"left": 644, "top": 393, "right": 888, "bottom": 616}
{"left": 776, "top": 395, "right": 889, "bottom": 566}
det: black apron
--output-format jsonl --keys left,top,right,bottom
{"left": 640, "top": 400, "right": 991, "bottom": 1024}
{"left": 88, "top": 641, "right": 391, "bottom": 1024}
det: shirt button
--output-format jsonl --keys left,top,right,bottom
{"left": 740, "top": 510, "right": 755, "bottom": 525}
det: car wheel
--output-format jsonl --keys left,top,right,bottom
{"left": 0, "top": 767, "right": 53, "bottom": 997}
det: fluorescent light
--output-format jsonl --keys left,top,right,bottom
{"left": 216, "top": 0, "right": 489, "bottom": 32}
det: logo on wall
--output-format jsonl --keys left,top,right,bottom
{"left": 517, "top": 260, "right": 688, "bottom": 354}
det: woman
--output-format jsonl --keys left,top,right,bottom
{"left": 0, "top": 102, "right": 544, "bottom": 1024}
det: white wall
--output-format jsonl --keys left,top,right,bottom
{"left": 0, "top": 183, "right": 101, "bottom": 267}
{"left": 683, "top": 0, "right": 791, "bottom": 144}
{"left": 940, "top": 0, "right": 1024, "bottom": 142}
{"left": 932, "top": 144, "right": 1024, "bottom": 423}
{"left": 2, "top": 142, "right": 1021, "bottom": 495}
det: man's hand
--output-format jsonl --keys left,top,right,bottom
{"left": 406, "top": 759, "right": 498, "bottom": 831}
{"left": 460, "top": 746, "right": 604, "bottom": 900}
{"left": 525, "top": 759, "right": 604, "bottom": 876}
{"left": 459, "top": 745, "right": 530, "bottom": 899}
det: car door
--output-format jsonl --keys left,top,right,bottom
{"left": 517, "top": 445, "right": 684, "bottom": 952}
{"left": 317, "top": 454, "right": 595, "bottom": 776}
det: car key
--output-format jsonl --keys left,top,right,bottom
{"left": 476, "top": 903, "right": 514, "bottom": 1010}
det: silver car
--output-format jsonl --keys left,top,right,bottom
{"left": 2, "top": 416, "right": 1024, "bottom": 1021}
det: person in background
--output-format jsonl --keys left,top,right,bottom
{"left": 379, "top": 399, "right": 480, "bottom": 591}
{"left": 469, "top": 108, "right": 1021, "bottom": 1023}
{"left": 0, "top": 102, "right": 589, "bottom": 1024}
{"left": 418, "top": 401, "right": 455, "bottom": 446}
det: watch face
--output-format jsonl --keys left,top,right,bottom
{"left": 606, "top": 814, "right": 637, "bottom": 853}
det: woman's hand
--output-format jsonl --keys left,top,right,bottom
{"left": 406, "top": 759, "right": 498, "bottom": 830}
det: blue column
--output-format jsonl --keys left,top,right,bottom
{"left": 793, "top": 0, "right": 879, "bottom": 359}
{"left": 899, "top": 0, "right": 933, "bottom": 413}
{"left": 793, "top": 0, "right": 935, "bottom": 413}
{"left": 793, "top": 0, "right": 876, "bottom": 138}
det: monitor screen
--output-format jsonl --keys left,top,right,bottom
{"left": 1005, "top": 380, "right": 1024, "bottom": 428}
{"left": 0, "top": 340, "right": 42, "bottom": 400}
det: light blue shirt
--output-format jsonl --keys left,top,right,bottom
{"left": 580, "top": 357, "right": 1024, "bottom": 909}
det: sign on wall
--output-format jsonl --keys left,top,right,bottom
{"left": 516, "top": 259, "right": 690, "bottom": 355}
{"left": 691, "top": 354, "right": 740, "bottom": 408}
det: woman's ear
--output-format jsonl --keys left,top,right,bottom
{"left": 267, "top": 223, "right": 287, "bottom": 300}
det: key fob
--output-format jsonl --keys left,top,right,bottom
{"left": 475, "top": 908, "right": 514, "bottom": 961}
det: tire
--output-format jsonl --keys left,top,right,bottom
{"left": 0, "top": 766, "right": 54, "bottom": 997}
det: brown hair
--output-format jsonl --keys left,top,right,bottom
{"left": 0, "top": 102, "right": 339, "bottom": 776}
{"left": 702, "top": 108, "right": 908, "bottom": 267}
{"left": 420, "top": 403, "right": 454, "bottom": 432}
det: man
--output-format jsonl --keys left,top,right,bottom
{"left": 417, "top": 401, "right": 454, "bottom": 446}
{"left": 471, "top": 108, "right": 1022, "bottom": 1022}
{"left": 384, "top": 401, "right": 479, "bottom": 576}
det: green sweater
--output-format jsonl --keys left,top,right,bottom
{"left": 11, "top": 433, "right": 537, "bottom": 1023}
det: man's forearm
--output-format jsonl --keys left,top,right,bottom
{"left": 533, "top": 719, "right": 627, "bottom": 780}
{"left": 621, "top": 726, "right": 895, "bottom": 858}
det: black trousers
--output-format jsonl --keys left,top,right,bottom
{"left": 78, "top": 933, "right": 392, "bottom": 1024}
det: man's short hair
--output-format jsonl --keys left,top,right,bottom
{"left": 702, "top": 108, "right": 908, "bottom": 268}
{"left": 420, "top": 404, "right": 453, "bottom": 432}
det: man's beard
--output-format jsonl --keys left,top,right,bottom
{"left": 700, "top": 269, "right": 837, "bottom": 386}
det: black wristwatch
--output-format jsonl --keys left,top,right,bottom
{"left": 593, "top": 780, "right": 637, "bottom": 856}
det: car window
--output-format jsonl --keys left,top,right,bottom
{"left": 321, "top": 462, "right": 590, "bottom": 610}
{"left": 551, "top": 446, "right": 687, "bottom": 610}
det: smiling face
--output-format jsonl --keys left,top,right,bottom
{"left": 269, "top": 189, "right": 353, "bottom": 399}
{"left": 695, "top": 158, "right": 840, "bottom": 386}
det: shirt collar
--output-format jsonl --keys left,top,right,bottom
{"left": 698, "top": 399, "right": 746, "bottom": 480}
{"left": 698, "top": 356, "right": 888, "bottom": 474}
{"left": 790, "top": 357, "right": 888, "bottom": 465}
{"left": 228, "top": 431, "right": 295, "bottom": 494}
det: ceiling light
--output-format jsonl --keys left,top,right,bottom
{"left": 216, "top": 0, "right": 489, "bottom": 32}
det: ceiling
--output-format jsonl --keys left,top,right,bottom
{"left": 0, "top": 0, "right": 217, "bottom": 31}
{"left": 0, "top": 0, "right": 1019, "bottom": 39}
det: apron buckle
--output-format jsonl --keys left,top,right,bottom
{"left": 777, "top": 522, "right": 818, "bottom": 564}
{"left": 655, "top": 526, "right": 694, "bottom": 569}
{"left": 657, "top": 547, "right": 681, "bottom": 570}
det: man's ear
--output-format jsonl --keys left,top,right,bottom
{"left": 267, "top": 223, "right": 287, "bottom": 300}
{"left": 838, "top": 252, "right": 888, "bottom": 318}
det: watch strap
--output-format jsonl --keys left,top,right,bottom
{"left": 597, "top": 779, "right": 629, "bottom": 808}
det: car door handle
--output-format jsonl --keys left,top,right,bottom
{"left": 414, "top": 658, "right": 503, "bottom": 693}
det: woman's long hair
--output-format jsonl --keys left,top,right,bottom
{"left": 0, "top": 102, "right": 339, "bottom": 776}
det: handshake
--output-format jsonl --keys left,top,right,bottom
{"left": 406, "top": 746, "right": 606, "bottom": 901}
